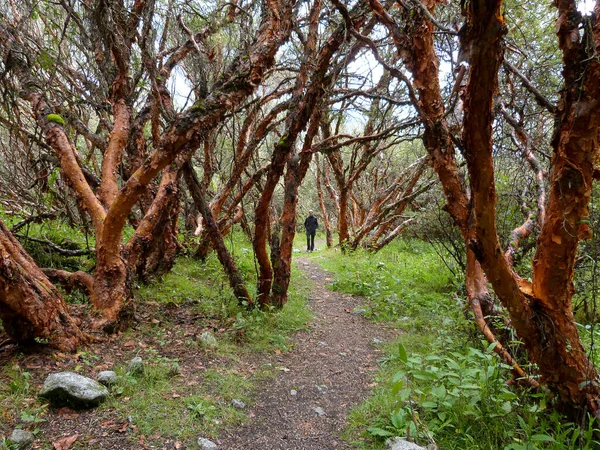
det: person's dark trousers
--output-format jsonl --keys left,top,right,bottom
{"left": 307, "top": 232, "right": 315, "bottom": 251}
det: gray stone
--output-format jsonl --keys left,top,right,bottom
{"left": 9, "top": 429, "right": 34, "bottom": 449}
{"left": 372, "top": 338, "right": 383, "bottom": 344}
{"left": 352, "top": 308, "right": 368, "bottom": 316}
{"left": 197, "top": 437, "right": 218, "bottom": 449}
{"left": 290, "top": 389, "right": 297, "bottom": 396}
{"left": 39, "top": 372, "right": 108, "bottom": 408}
{"left": 230, "top": 399, "right": 246, "bottom": 410}
{"left": 385, "top": 437, "right": 428, "bottom": 450}
{"left": 314, "top": 385, "right": 327, "bottom": 394}
{"left": 199, "top": 331, "right": 218, "bottom": 349}
{"left": 313, "top": 406, "right": 326, "bottom": 416}
{"left": 128, "top": 357, "right": 144, "bottom": 375}
{"left": 97, "top": 371, "right": 118, "bottom": 386}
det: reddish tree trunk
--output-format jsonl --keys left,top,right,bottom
{"left": 93, "top": 0, "right": 295, "bottom": 322}
{"left": 272, "top": 110, "right": 322, "bottom": 306}
{"left": 528, "top": 0, "right": 600, "bottom": 413}
{"left": 194, "top": 98, "right": 286, "bottom": 260}
{"left": 327, "top": 151, "right": 351, "bottom": 247}
{"left": 368, "top": 0, "right": 531, "bottom": 382}
{"left": 315, "top": 155, "right": 334, "bottom": 248}
{"left": 270, "top": 2, "right": 323, "bottom": 307}
{"left": 253, "top": 0, "right": 369, "bottom": 303}
{"left": 0, "top": 220, "right": 84, "bottom": 351}
{"left": 125, "top": 163, "right": 181, "bottom": 282}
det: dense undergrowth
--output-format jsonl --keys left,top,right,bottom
{"left": 314, "top": 239, "right": 600, "bottom": 450}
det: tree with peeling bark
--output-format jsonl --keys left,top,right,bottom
{"left": 0, "top": 0, "right": 295, "bottom": 338}
{"left": 251, "top": 0, "right": 375, "bottom": 306}
{"left": 317, "top": 104, "right": 429, "bottom": 251}
{"left": 1, "top": 0, "right": 600, "bottom": 425}
{"left": 363, "top": 0, "right": 600, "bottom": 416}
{"left": 0, "top": 219, "right": 85, "bottom": 351}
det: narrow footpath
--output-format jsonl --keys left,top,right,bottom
{"left": 220, "top": 255, "right": 395, "bottom": 449}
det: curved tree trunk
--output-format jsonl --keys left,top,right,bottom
{"left": 326, "top": 148, "right": 350, "bottom": 247}
{"left": 125, "top": 162, "right": 182, "bottom": 282}
{"left": 367, "top": 0, "right": 534, "bottom": 386}
{"left": 253, "top": 0, "right": 370, "bottom": 303}
{"left": 0, "top": 220, "right": 84, "bottom": 352}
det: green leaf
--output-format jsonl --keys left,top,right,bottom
{"left": 397, "top": 343, "right": 408, "bottom": 363}
{"left": 390, "top": 410, "right": 406, "bottom": 429}
{"left": 367, "top": 427, "right": 394, "bottom": 437}
{"left": 431, "top": 385, "right": 446, "bottom": 398}
{"left": 392, "top": 370, "right": 406, "bottom": 383}
{"left": 531, "top": 434, "right": 554, "bottom": 442}
{"left": 391, "top": 380, "right": 404, "bottom": 396}
{"left": 46, "top": 113, "right": 65, "bottom": 126}
{"left": 412, "top": 370, "right": 438, "bottom": 381}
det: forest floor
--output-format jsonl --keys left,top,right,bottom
{"left": 219, "top": 254, "right": 396, "bottom": 449}
{"left": 0, "top": 249, "right": 395, "bottom": 449}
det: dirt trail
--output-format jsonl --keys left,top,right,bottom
{"left": 220, "top": 254, "right": 395, "bottom": 449}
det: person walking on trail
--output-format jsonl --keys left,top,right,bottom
{"left": 304, "top": 210, "right": 318, "bottom": 252}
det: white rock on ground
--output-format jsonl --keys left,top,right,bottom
{"left": 313, "top": 406, "right": 326, "bottom": 416}
{"left": 199, "top": 331, "right": 218, "bottom": 348}
{"left": 385, "top": 437, "right": 430, "bottom": 450}
{"left": 38, "top": 372, "right": 108, "bottom": 408}
{"left": 9, "top": 429, "right": 34, "bottom": 449}
{"left": 197, "top": 437, "right": 218, "bottom": 449}
{"left": 230, "top": 399, "right": 246, "bottom": 410}
{"left": 128, "top": 357, "right": 144, "bottom": 375}
{"left": 97, "top": 370, "right": 118, "bottom": 386}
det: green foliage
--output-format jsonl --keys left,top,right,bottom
{"left": 0, "top": 365, "right": 47, "bottom": 433}
{"left": 365, "top": 341, "right": 600, "bottom": 449}
{"left": 46, "top": 114, "right": 65, "bottom": 126}
{"left": 0, "top": 211, "right": 95, "bottom": 275}
{"left": 0, "top": 230, "right": 312, "bottom": 446}
{"left": 138, "top": 232, "right": 312, "bottom": 352}
{"left": 321, "top": 239, "right": 459, "bottom": 329}
{"left": 105, "top": 352, "right": 247, "bottom": 440}
{"left": 320, "top": 239, "right": 599, "bottom": 449}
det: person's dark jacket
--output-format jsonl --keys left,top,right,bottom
{"left": 304, "top": 215, "right": 318, "bottom": 234}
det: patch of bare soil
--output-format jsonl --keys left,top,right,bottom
{"left": 219, "top": 255, "right": 396, "bottom": 449}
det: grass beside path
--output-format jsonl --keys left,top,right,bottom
{"left": 309, "top": 239, "right": 600, "bottom": 450}
{"left": 0, "top": 235, "right": 313, "bottom": 449}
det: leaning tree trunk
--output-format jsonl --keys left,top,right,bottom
{"left": 527, "top": 0, "right": 600, "bottom": 413}
{"left": 326, "top": 147, "right": 351, "bottom": 247}
{"left": 125, "top": 161, "right": 182, "bottom": 282}
{"left": 270, "top": 2, "right": 323, "bottom": 307}
{"left": 0, "top": 220, "right": 84, "bottom": 352}
{"left": 367, "top": 0, "right": 533, "bottom": 383}
{"left": 183, "top": 162, "right": 253, "bottom": 306}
